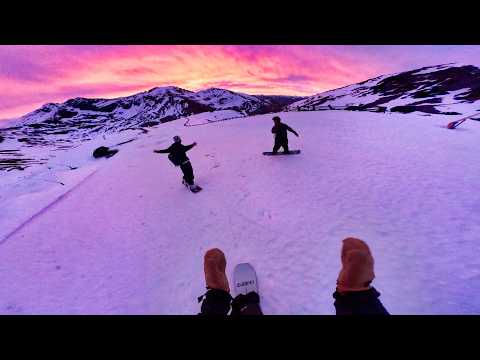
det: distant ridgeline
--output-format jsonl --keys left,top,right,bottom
{"left": 288, "top": 64, "right": 480, "bottom": 115}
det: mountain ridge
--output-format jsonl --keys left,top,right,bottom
{"left": 1, "top": 87, "right": 303, "bottom": 148}
{"left": 287, "top": 63, "right": 480, "bottom": 115}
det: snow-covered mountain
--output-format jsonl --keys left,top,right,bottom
{"left": 15, "top": 86, "right": 302, "bottom": 140}
{"left": 288, "top": 63, "right": 480, "bottom": 115}
{"left": 0, "top": 87, "right": 302, "bottom": 171}
{"left": 3, "top": 86, "right": 302, "bottom": 143}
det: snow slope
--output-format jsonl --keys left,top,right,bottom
{"left": 0, "top": 110, "right": 479, "bottom": 314}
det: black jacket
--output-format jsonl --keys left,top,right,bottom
{"left": 333, "top": 287, "right": 390, "bottom": 315}
{"left": 155, "top": 142, "right": 195, "bottom": 164}
{"left": 272, "top": 123, "right": 298, "bottom": 141}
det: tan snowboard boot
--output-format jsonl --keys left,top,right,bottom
{"left": 204, "top": 248, "right": 230, "bottom": 293}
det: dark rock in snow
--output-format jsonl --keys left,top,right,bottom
{"left": 57, "top": 109, "right": 78, "bottom": 118}
{"left": 97, "top": 103, "right": 118, "bottom": 112}
{"left": 28, "top": 123, "right": 44, "bottom": 129}
{"left": 143, "top": 121, "right": 160, "bottom": 127}
{"left": 93, "top": 146, "right": 118, "bottom": 159}
{"left": 160, "top": 115, "right": 178, "bottom": 123}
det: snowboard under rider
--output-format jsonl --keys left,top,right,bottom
{"left": 271, "top": 116, "right": 299, "bottom": 154}
{"left": 154, "top": 136, "right": 199, "bottom": 191}
{"left": 198, "top": 238, "right": 389, "bottom": 315}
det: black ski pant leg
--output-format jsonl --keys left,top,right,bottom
{"left": 238, "top": 303, "right": 263, "bottom": 315}
{"left": 273, "top": 138, "right": 288, "bottom": 154}
{"left": 199, "top": 289, "right": 232, "bottom": 316}
{"left": 272, "top": 140, "right": 281, "bottom": 154}
{"left": 180, "top": 161, "right": 194, "bottom": 186}
{"left": 199, "top": 290, "right": 263, "bottom": 316}
{"left": 332, "top": 288, "right": 390, "bottom": 315}
{"left": 231, "top": 292, "right": 263, "bottom": 316}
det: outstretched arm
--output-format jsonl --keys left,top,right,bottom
{"left": 286, "top": 125, "right": 299, "bottom": 137}
{"left": 184, "top": 142, "right": 197, "bottom": 152}
{"left": 154, "top": 145, "right": 172, "bottom": 153}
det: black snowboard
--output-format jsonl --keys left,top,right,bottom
{"left": 190, "top": 185, "right": 202, "bottom": 193}
{"left": 263, "top": 150, "right": 301, "bottom": 156}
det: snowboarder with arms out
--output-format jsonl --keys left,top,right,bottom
{"left": 271, "top": 116, "right": 299, "bottom": 154}
{"left": 198, "top": 237, "right": 389, "bottom": 315}
{"left": 154, "top": 136, "right": 201, "bottom": 192}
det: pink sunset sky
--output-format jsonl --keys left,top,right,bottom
{"left": 1, "top": 45, "right": 480, "bottom": 120}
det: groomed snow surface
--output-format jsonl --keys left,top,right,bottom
{"left": 1, "top": 110, "right": 479, "bottom": 314}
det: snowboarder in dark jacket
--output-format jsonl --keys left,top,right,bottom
{"left": 198, "top": 237, "right": 389, "bottom": 315}
{"left": 154, "top": 136, "right": 199, "bottom": 191}
{"left": 271, "top": 116, "right": 299, "bottom": 154}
